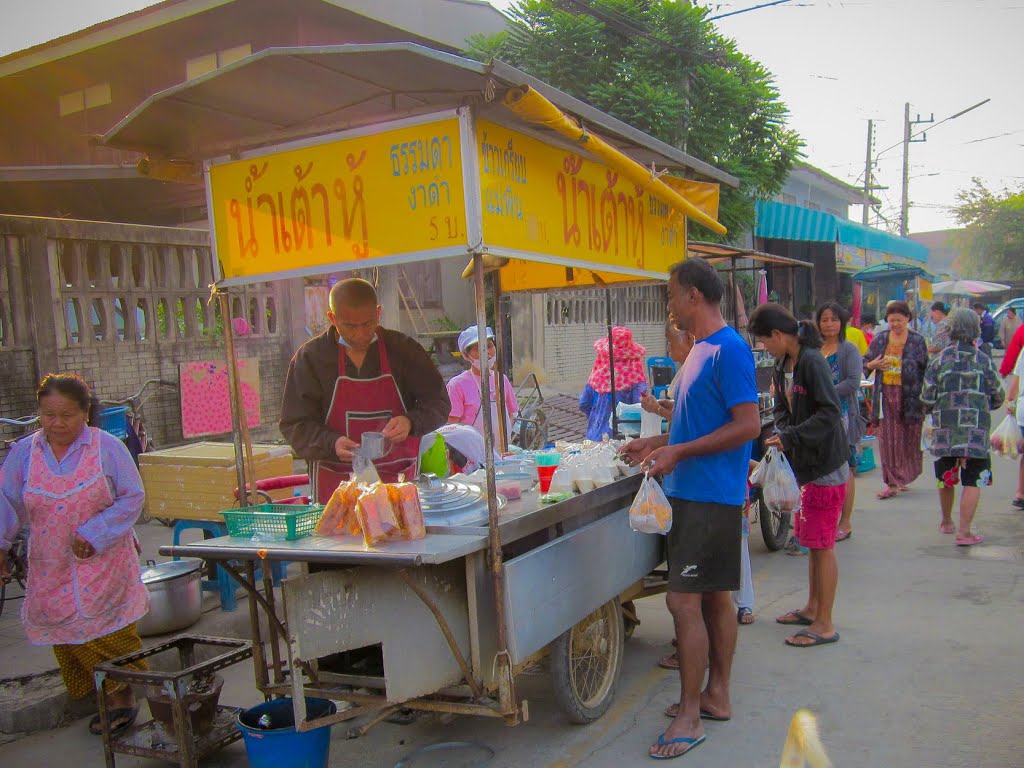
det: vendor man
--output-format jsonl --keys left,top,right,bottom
{"left": 280, "top": 278, "right": 451, "bottom": 502}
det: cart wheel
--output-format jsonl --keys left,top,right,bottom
{"left": 753, "top": 486, "right": 790, "bottom": 551}
{"left": 550, "top": 597, "right": 624, "bottom": 723}
{"left": 621, "top": 600, "right": 639, "bottom": 640}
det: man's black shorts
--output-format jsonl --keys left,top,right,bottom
{"left": 933, "top": 456, "right": 993, "bottom": 488}
{"left": 666, "top": 498, "right": 742, "bottom": 593}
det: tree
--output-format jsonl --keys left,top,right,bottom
{"left": 466, "top": 0, "right": 803, "bottom": 240}
{"left": 954, "top": 178, "right": 1024, "bottom": 280}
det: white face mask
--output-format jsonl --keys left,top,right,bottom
{"left": 470, "top": 355, "right": 496, "bottom": 370}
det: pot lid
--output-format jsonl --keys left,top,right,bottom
{"left": 415, "top": 476, "right": 506, "bottom": 514}
{"left": 140, "top": 558, "right": 202, "bottom": 585}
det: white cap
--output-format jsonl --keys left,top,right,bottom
{"left": 457, "top": 325, "right": 495, "bottom": 357}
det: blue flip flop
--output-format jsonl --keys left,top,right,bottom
{"left": 650, "top": 732, "right": 706, "bottom": 760}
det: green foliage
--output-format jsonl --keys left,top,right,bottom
{"left": 954, "top": 178, "right": 1024, "bottom": 280}
{"left": 466, "top": 0, "right": 803, "bottom": 241}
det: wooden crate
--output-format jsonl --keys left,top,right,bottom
{"left": 139, "top": 442, "right": 297, "bottom": 522}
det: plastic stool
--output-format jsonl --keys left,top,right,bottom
{"left": 172, "top": 520, "right": 287, "bottom": 612}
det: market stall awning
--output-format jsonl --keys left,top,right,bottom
{"left": 100, "top": 43, "right": 738, "bottom": 188}
{"left": 755, "top": 200, "right": 929, "bottom": 264}
{"left": 852, "top": 262, "right": 934, "bottom": 283}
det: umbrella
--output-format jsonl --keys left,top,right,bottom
{"left": 932, "top": 279, "right": 1010, "bottom": 296}
{"left": 756, "top": 269, "right": 769, "bottom": 305}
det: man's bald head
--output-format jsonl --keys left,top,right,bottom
{"left": 329, "top": 278, "right": 378, "bottom": 314}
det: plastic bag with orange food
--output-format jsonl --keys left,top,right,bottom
{"left": 315, "top": 480, "right": 363, "bottom": 535}
{"left": 629, "top": 472, "right": 673, "bottom": 535}
{"left": 355, "top": 483, "right": 400, "bottom": 547}
{"left": 387, "top": 482, "right": 426, "bottom": 541}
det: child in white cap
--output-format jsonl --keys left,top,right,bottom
{"left": 447, "top": 325, "right": 519, "bottom": 448}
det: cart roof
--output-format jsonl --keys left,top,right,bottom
{"left": 688, "top": 241, "right": 813, "bottom": 269}
{"left": 100, "top": 43, "right": 737, "bottom": 188}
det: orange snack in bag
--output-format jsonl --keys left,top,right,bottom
{"left": 355, "top": 483, "right": 400, "bottom": 546}
{"left": 387, "top": 483, "right": 426, "bottom": 541}
{"left": 316, "top": 480, "right": 361, "bottom": 535}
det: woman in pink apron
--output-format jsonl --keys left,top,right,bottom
{"left": 0, "top": 374, "right": 149, "bottom": 736}
{"left": 447, "top": 325, "right": 519, "bottom": 449}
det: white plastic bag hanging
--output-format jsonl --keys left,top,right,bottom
{"left": 629, "top": 473, "right": 673, "bottom": 535}
{"left": 920, "top": 414, "right": 935, "bottom": 452}
{"left": 991, "top": 414, "right": 1023, "bottom": 459}
{"left": 760, "top": 447, "right": 801, "bottom": 514}
{"left": 640, "top": 409, "right": 664, "bottom": 438}
{"left": 749, "top": 452, "right": 770, "bottom": 487}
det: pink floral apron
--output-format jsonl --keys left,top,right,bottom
{"left": 22, "top": 428, "right": 149, "bottom": 645}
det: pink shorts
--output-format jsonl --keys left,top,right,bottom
{"left": 794, "top": 483, "right": 846, "bottom": 550}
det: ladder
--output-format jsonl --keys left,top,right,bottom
{"left": 396, "top": 266, "right": 430, "bottom": 335}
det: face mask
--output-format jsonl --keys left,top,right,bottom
{"left": 470, "top": 355, "right": 496, "bottom": 370}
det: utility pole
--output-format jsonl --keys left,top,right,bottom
{"left": 900, "top": 102, "right": 934, "bottom": 237}
{"left": 863, "top": 119, "right": 873, "bottom": 226}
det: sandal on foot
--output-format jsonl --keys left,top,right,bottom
{"left": 650, "top": 733, "right": 706, "bottom": 760}
{"left": 1013, "top": 498, "right": 1024, "bottom": 509}
{"left": 876, "top": 487, "right": 898, "bottom": 499}
{"left": 785, "top": 629, "right": 840, "bottom": 648}
{"left": 776, "top": 610, "right": 813, "bottom": 626}
{"left": 835, "top": 530, "right": 852, "bottom": 542}
{"left": 657, "top": 652, "right": 679, "bottom": 670}
{"left": 955, "top": 534, "right": 984, "bottom": 547}
{"left": 939, "top": 522, "right": 955, "bottom": 534}
{"left": 663, "top": 703, "right": 731, "bottom": 721}
{"left": 737, "top": 607, "right": 756, "bottom": 625}
{"left": 89, "top": 705, "right": 139, "bottom": 736}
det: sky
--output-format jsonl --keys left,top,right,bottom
{"left": 1, "top": 0, "right": 1021, "bottom": 234}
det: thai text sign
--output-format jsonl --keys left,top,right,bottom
{"left": 209, "top": 117, "right": 466, "bottom": 281}
{"left": 477, "top": 121, "right": 686, "bottom": 275}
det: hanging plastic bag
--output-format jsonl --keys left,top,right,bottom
{"left": 990, "top": 414, "right": 1023, "bottom": 459}
{"left": 640, "top": 409, "right": 664, "bottom": 438}
{"left": 629, "top": 472, "right": 673, "bottom": 535}
{"left": 749, "top": 453, "right": 770, "bottom": 487}
{"left": 920, "top": 414, "right": 935, "bottom": 452}
{"left": 761, "top": 447, "right": 801, "bottom": 514}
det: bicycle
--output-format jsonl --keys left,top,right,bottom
{"left": 99, "top": 379, "right": 179, "bottom": 464}
{"left": 0, "top": 529, "right": 28, "bottom": 620}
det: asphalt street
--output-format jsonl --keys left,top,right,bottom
{"left": 2, "top": 460, "right": 1023, "bottom": 767}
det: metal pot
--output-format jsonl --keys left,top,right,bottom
{"left": 137, "top": 559, "right": 203, "bottom": 637}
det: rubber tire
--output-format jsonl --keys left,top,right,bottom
{"left": 754, "top": 485, "right": 790, "bottom": 551}
{"left": 622, "top": 600, "right": 639, "bottom": 640}
{"left": 550, "top": 597, "right": 625, "bottom": 724}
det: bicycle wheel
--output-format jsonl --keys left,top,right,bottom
{"left": 754, "top": 486, "right": 790, "bottom": 551}
{"left": 550, "top": 597, "right": 624, "bottom": 723}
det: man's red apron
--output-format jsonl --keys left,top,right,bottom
{"left": 313, "top": 339, "right": 421, "bottom": 502}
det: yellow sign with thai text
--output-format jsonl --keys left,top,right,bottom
{"left": 477, "top": 121, "right": 686, "bottom": 287}
{"left": 209, "top": 118, "right": 466, "bottom": 282}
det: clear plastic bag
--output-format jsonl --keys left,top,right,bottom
{"left": 629, "top": 473, "right": 673, "bottom": 534}
{"left": 920, "top": 414, "right": 935, "bottom": 452}
{"left": 749, "top": 453, "right": 769, "bottom": 487}
{"left": 760, "top": 447, "right": 801, "bottom": 514}
{"left": 990, "top": 414, "right": 1024, "bottom": 459}
{"left": 640, "top": 409, "right": 664, "bottom": 438}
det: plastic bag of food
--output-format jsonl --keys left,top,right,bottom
{"left": 386, "top": 482, "right": 426, "bottom": 541}
{"left": 355, "top": 483, "right": 400, "bottom": 547}
{"left": 761, "top": 447, "right": 801, "bottom": 514}
{"left": 749, "top": 453, "right": 770, "bottom": 487}
{"left": 629, "top": 473, "right": 673, "bottom": 534}
{"left": 990, "top": 414, "right": 1024, "bottom": 459}
{"left": 315, "top": 480, "right": 362, "bottom": 535}
{"left": 920, "top": 414, "right": 935, "bottom": 452}
{"left": 548, "top": 466, "right": 573, "bottom": 494}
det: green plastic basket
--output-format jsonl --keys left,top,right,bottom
{"left": 220, "top": 503, "right": 322, "bottom": 541}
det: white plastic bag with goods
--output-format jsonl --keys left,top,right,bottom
{"left": 920, "top": 414, "right": 935, "bottom": 452}
{"left": 640, "top": 409, "right": 664, "bottom": 438}
{"left": 990, "top": 414, "right": 1023, "bottom": 459}
{"left": 629, "top": 473, "right": 673, "bottom": 535}
{"left": 760, "top": 447, "right": 801, "bottom": 514}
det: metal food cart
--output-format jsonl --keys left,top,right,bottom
{"left": 100, "top": 42, "right": 736, "bottom": 739}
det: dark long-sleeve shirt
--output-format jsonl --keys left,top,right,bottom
{"left": 279, "top": 326, "right": 451, "bottom": 461}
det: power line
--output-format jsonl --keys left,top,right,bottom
{"left": 875, "top": 98, "right": 991, "bottom": 159}
{"left": 708, "top": 0, "right": 796, "bottom": 21}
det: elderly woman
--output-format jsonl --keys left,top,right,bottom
{"left": 864, "top": 300, "right": 930, "bottom": 499}
{"left": 0, "top": 374, "right": 149, "bottom": 736}
{"left": 579, "top": 326, "right": 648, "bottom": 441}
{"left": 920, "top": 309, "right": 1004, "bottom": 546}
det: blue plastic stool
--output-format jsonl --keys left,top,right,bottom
{"left": 647, "top": 356, "right": 677, "bottom": 399}
{"left": 172, "top": 520, "right": 287, "bottom": 612}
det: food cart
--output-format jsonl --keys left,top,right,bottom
{"left": 101, "top": 43, "right": 736, "bottom": 740}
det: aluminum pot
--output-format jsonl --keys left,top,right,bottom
{"left": 137, "top": 559, "right": 203, "bottom": 637}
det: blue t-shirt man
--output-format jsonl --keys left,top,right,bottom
{"left": 663, "top": 325, "right": 757, "bottom": 507}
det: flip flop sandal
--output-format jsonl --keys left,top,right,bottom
{"left": 876, "top": 488, "right": 898, "bottom": 499}
{"left": 650, "top": 732, "right": 706, "bottom": 760}
{"left": 775, "top": 610, "right": 813, "bottom": 626}
{"left": 657, "top": 653, "right": 679, "bottom": 670}
{"left": 663, "top": 703, "right": 731, "bottom": 721}
{"left": 835, "top": 530, "right": 852, "bottom": 542}
{"left": 955, "top": 534, "right": 984, "bottom": 547}
{"left": 939, "top": 522, "right": 956, "bottom": 534}
{"left": 89, "top": 705, "right": 139, "bottom": 736}
{"left": 736, "top": 607, "right": 755, "bottom": 625}
{"left": 785, "top": 629, "right": 840, "bottom": 648}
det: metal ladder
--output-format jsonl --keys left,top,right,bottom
{"left": 397, "top": 266, "right": 430, "bottom": 335}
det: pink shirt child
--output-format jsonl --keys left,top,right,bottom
{"left": 447, "top": 370, "right": 519, "bottom": 447}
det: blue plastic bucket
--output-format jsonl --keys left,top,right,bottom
{"left": 237, "top": 697, "right": 336, "bottom": 768}
{"left": 97, "top": 406, "right": 129, "bottom": 439}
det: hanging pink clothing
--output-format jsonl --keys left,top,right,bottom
{"left": 21, "top": 428, "right": 148, "bottom": 646}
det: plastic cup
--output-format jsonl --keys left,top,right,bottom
{"left": 537, "top": 465, "right": 558, "bottom": 493}
{"left": 360, "top": 431, "right": 387, "bottom": 459}
{"left": 534, "top": 451, "right": 562, "bottom": 467}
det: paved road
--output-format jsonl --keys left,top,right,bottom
{"left": 3, "top": 461, "right": 1023, "bottom": 766}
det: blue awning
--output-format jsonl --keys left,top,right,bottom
{"left": 755, "top": 200, "right": 928, "bottom": 264}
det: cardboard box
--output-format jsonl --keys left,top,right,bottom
{"left": 140, "top": 442, "right": 297, "bottom": 522}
